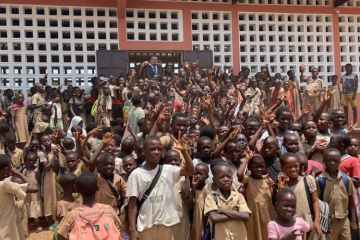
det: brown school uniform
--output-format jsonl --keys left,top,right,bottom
{"left": 8, "top": 147, "right": 23, "bottom": 168}
{"left": 32, "top": 92, "right": 45, "bottom": 125}
{"left": 94, "top": 169, "right": 127, "bottom": 214}
{"left": 15, "top": 199, "right": 29, "bottom": 238}
{"left": 204, "top": 188, "right": 251, "bottom": 240}
{"left": 22, "top": 168, "right": 43, "bottom": 219}
{"left": 160, "top": 136, "right": 185, "bottom": 165}
{"left": 57, "top": 204, "right": 121, "bottom": 239}
{"left": 191, "top": 189, "right": 206, "bottom": 240}
{"left": 316, "top": 170, "right": 356, "bottom": 240}
{"left": 56, "top": 200, "right": 80, "bottom": 219}
{"left": 171, "top": 177, "right": 190, "bottom": 240}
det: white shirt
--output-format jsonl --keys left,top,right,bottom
{"left": 193, "top": 158, "right": 213, "bottom": 184}
{"left": 49, "top": 102, "right": 62, "bottom": 118}
{"left": 126, "top": 164, "right": 181, "bottom": 232}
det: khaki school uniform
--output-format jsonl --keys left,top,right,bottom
{"left": 304, "top": 77, "right": 325, "bottom": 111}
{"left": 191, "top": 189, "right": 206, "bottom": 240}
{"left": 15, "top": 199, "right": 29, "bottom": 238}
{"left": 56, "top": 200, "right": 80, "bottom": 219}
{"left": 8, "top": 147, "right": 23, "bottom": 168}
{"left": 94, "top": 169, "right": 127, "bottom": 214}
{"left": 204, "top": 189, "right": 251, "bottom": 240}
{"left": 160, "top": 136, "right": 185, "bottom": 165}
{"left": 57, "top": 204, "right": 121, "bottom": 239}
{"left": 171, "top": 177, "right": 190, "bottom": 240}
{"left": 32, "top": 93, "right": 45, "bottom": 126}
{"left": 316, "top": 170, "right": 356, "bottom": 240}
{"left": 245, "top": 87, "right": 261, "bottom": 115}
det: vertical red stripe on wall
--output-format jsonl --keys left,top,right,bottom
{"left": 332, "top": 12, "right": 342, "bottom": 77}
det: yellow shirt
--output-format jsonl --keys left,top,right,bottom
{"left": 316, "top": 170, "right": 356, "bottom": 219}
{"left": 204, "top": 189, "right": 251, "bottom": 240}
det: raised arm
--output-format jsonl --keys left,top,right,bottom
{"left": 313, "top": 89, "right": 334, "bottom": 123}
{"left": 88, "top": 132, "right": 113, "bottom": 172}
{"left": 172, "top": 132, "right": 195, "bottom": 176}
{"left": 214, "top": 127, "right": 240, "bottom": 158}
{"left": 300, "top": 64, "right": 306, "bottom": 83}
{"left": 11, "top": 167, "right": 38, "bottom": 193}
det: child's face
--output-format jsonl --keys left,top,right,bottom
{"left": 171, "top": 117, "right": 189, "bottom": 137}
{"left": 283, "top": 82, "right": 289, "bottom": 91}
{"left": 323, "top": 151, "right": 340, "bottom": 173}
{"left": 288, "top": 123, "right": 302, "bottom": 136}
{"left": 225, "top": 142, "right": 241, "bottom": 165}
{"left": 333, "top": 111, "right": 345, "bottom": 127}
{"left": 277, "top": 112, "right": 292, "bottom": 129}
{"left": 26, "top": 156, "right": 37, "bottom": 167}
{"left": 317, "top": 113, "right": 331, "bottom": 131}
{"left": 213, "top": 166, "right": 233, "bottom": 191}
{"left": 105, "top": 139, "right": 117, "bottom": 154}
{"left": 103, "top": 86, "right": 110, "bottom": 96}
{"left": 100, "top": 156, "right": 115, "bottom": 176}
{"left": 276, "top": 194, "right": 297, "bottom": 220}
{"left": 311, "top": 69, "right": 319, "bottom": 78}
{"left": 249, "top": 80, "right": 257, "bottom": 89}
{"left": 30, "top": 140, "right": 40, "bottom": 152}
{"left": 197, "top": 140, "right": 213, "bottom": 160}
{"left": 249, "top": 159, "right": 266, "bottom": 179}
{"left": 6, "top": 140, "right": 16, "bottom": 151}
{"left": 135, "top": 144, "right": 145, "bottom": 160}
{"left": 164, "top": 151, "right": 181, "bottom": 167}
{"left": 348, "top": 139, "right": 360, "bottom": 157}
{"left": 237, "top": 134, "right": 248, "bottom": 151}
{"left": 66, "top": 154, "right": 79, "bottom": 171}
{"left": 283, "top": 136, "right": 299, "bottom": 153}
{"left": 143, "top": 139, "right": 162, "bottom": 164}
{"left": 41, "top": 136, "right": 52, "bottom": 149}
{"left": 244, "top": 121, "right": 259, "bottom": 139}
{"left": 303, "top": 121, "right": 318, "bottom": 138}
{"left": 220, "top": 89, "right": 227, "bottom": 98}
{"left": 281, "top": 156, "right": 300, "bottom": 179}
{"left": 218, "top": 126, "right": 230, "bottom": 141}
{"left": 74, "top": 88, "right": 82, "bottom": 97}
{"left": 189, "top": 114, "right": 198, "bottom": 126}
{"left": 194, "top": 165, "right": 208, "bottom": 185}
{"left": 262, "top": 139, "right": 279, "bottom": 159}
{"left": 16, "top": 95, "right": 24, "bottom": 104}
{"left": 331, "top": 77, "right": 338, "bottom": 84}
{"left": 122, "top": 158, "right": 136, "bottom": 175}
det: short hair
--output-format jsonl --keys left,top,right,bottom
{"left": 248, "top": 114, "right": 260, "bottom": 121}
{"left": 195, "top": 163, "right": 209, "bottom": 174}
{"left": 113, "top": 134, "right": 122, "bottom": 143}
{"left": 77, "top": 171, "right": 98, "bottom": 196}
{"left": 331, "top": 109, "right": 344, "bottom": 115}
{"left": 143, "top": 136, "right": 161, "bottom": 149}
{"left": 126, "top": 91, "right": 133, "bottom": 100}
{"left": 220, "top": 85, "right": 228, "bottom": 91}
{"left": 210, "top": 158, "right": 226, "bottom": 171}
{"left": 59, "top": 172, "right": 77, "bottom": 188}
{"left": 200, "top": 126, "right": 215, "bottom": 140}
{"left": 283, "top": 133, "right": 298, "bottom": 142}
{"left": 172, "top": 112, "right": 187, "bottom": 123}
{"left": 85, "top": 122, "right": 98, "bottom": 133}
{"left": 248, "top": 155, "right": 264, "bottom": 168}
{"left": 26, "top": 152, "right": 37, "bottom": 160}
{"left": 280, "top": 152, "right": 299, "bottom": 166}
{"left": 276, "top": 188, "right": 296, "bottom": 203}
{"left": 66, "top": 151, "right": 79, "bottom": 159}
{"left": 331, "top": 132, "right": 351, "bottom": 149}
{"left": 0, "top": 154, "right": 10, "bottom": 171}
{"left": 4, "top": 132, "right": 16, "bottom": 142}
{"left": 131, "top": 93, "right": 142, "bottom": 105}
{"left": 62, "top": 138, "right": 75, "bottom": 149}
{"left": 122, "top": 155, "right": 135, "bottom": 162}
{"left": 324, "top": 148, "right": 341, "bottom": 157}
{"left": 212, "top": 162, "right": 231, "bottom": 176}
{"left": 244, "top": 118, "right": 259, "bottom": 127}
{"left": 345, "top": 63, "right": 352, "bottom": 67}
{"left": 135, "top": 139, "right": 144, "bottom": 148}
{"left": 276, "top": 106, "right": 292, "bottom": 118}
{"left": 112, "top": 126, "right": 123, "bottom": 136}
{"left": 137, "top": 118, "right": 145, "bottom": 128}
{"left": 302, "top": 120, "right": 316, "bottom": 131}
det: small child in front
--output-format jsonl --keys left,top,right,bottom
{"left": 204, "top": 162, "right": 251, "bottom": 240}
{"left": 126, "top": 134, "right": 195, "bottom": 240}
{"left": 267, "top": 189, "right": 311, "bottom": 240}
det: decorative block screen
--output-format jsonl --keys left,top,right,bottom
{"left": 238, "top": 12, "right": 334, "bottom": 88}
{"left": 125, "top": 9, "right": 183, "bottom": 42}
{"left": 341, "top": 0, "right": 360, "bottom": 7}
{"left": 0, "top": 5, "right": 118, "bottom": 98}
{"left": 191, "top": 11, "right": 233, "bottom": 67}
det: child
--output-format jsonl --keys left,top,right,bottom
{"left": 282, "top": 133, "right": 304, "bottom": 154}
{"left": 22, "top": 152, "right": 43, "bottom": 232}
{"left": 10, "top": 93, "right": 29, "bottom": 149}
{"left": 121, "top": 155, "right": 137, "bottom": 182}
{"left": 193, "top": 136, "right": 214, "bottom": 183}
{"left": 269, "top": 79, "right": 284, "bottom": 106}
{"left": 0, "top": 154, "right": 38, "bottom": 240}
{"left": 31, "top": 83, "right": 46, "bottom": 128}
{"left": 278, "top": 152, "right": 322, "bottom": 239}
{"left": 328, "top": 75, "right": 343, "bottom": 112}
{"left": 49, "top": 93, "right": 63, "bottom": 130}
{"left": 204, "top": 163, "right": 251, "bottom": 240}
{"left": 11, "top": 177, "right": 30, "bottom": 238}
{"left": 5, "top": 133, "right": 23, "bottom": 169}
{"left": 302, "top": 120, "right": 326, "bottom": 165}
{"left": 237, "top": 151, "right": 277, "bottom": 240}
{"left": 95, "top": 84, "right": 113, "bottom": 127}
{"left": 88, "top": 132, "right": 127, "bottom": 214}
{"left": 126, "top": 135, "right": 195, "bottom": 240}
{"left": 329, "top": 109, "right": 347, "bottom": 135}
{"left": 134, "top": 139, "right": 146, "bottom": 167}
{"left": 341, "top": 63, "right": 358, "bottom": 125}
{"left": 287, "top": 70, "right": 302, "bottom": 120}
{"left": 57, "top": 171, "right": 121, "bottom": 240}
{"left": 348, "top": 137, "right": 360, "bottom": 159}
{"left": 261, "top": 136, "right": 281, "bottom": 182}
{"left": 316, "top": 148, "right": 358, "bottom": 240}
{"left": 55, "top": 173, "right": 79, "bottom": 223}
{"left": 267, "top": 189, "right": 311, "bottom": 240}
{"left": 69, "top": 87, "right": 85, "bottom": 126}
{"left": 190, "top": 163, "right": 209, "bottom": 240}
{"left": 245, "top": 79, "right": 261, "bottom": 114}
{"left": 164, "top": 149, "right": 190, "bottom": 240}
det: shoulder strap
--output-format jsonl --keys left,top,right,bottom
{"left": 303, "top": 177, "right": 314, "bottom": 220}
{"left": 210, "top": 193, "right": 218, "bottom": 240}
{"left": 138, "top": 165, "right": 163, "bottom": 209}
{"left": 341, "top": 172, "right": 349, "bottom": 193}
{"left": 318, "top": 176, "right": 326, "bottom": 201}
{"left": 102, "top": 176, "right": 121, "bottom": 215}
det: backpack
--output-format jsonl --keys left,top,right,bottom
{"left": 91, "top": 94, "right": 103, "bottom": 117}
{"left": 68, "top": 203, "right": 120, "bottom": 240}
{"left": 203, "top": 193, "right": 218, "bottom": 240}
{"left": 72, "top": 96, "right": 84, "bottom": 116}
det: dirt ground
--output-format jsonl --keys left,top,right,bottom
{"left": 26, "top": 228, "right": 53, "bottom": 240}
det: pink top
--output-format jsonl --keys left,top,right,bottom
{"left": 267, "top": 218, "right": 310, "bottom": 240}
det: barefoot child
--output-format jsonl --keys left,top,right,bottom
{"left": 267, "top": 189, "right": 312, "bottom": 240}
{"left": 204, "top": 163, "right": 251, "bottom": 240}
{"left": 0, "top": 154, "right": 38, "bottom": 240}
{"left": 278, "top": 152, "right": 322, "bottom": 239}
{"left": 5, "top": 133, "right": 24, "bottom": 169}
{"left": 164, "top": 149, "right": 191, "bottom": 240}
{"left": 328, "top": 75, "right": 343, "bottom": 112}
{"left": 237, "top": 150, "right": 277, "bottom": 240}
{"left": 10, "top": 94, "right": 29, "bottom": 149}
{"left": 11, "top": 177, "right": 30, "bottom": 238}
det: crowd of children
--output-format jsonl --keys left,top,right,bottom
{"left": 0, "top": 57, "right": 359, "bottom": 240}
